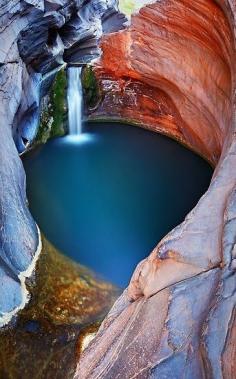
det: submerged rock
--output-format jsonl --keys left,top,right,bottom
{"left": 0, "top": 237, "right": 119, "bottom": 379}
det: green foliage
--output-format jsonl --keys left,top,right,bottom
{"left": 36, "top": 69, "right": 67, "bottom": 145}
{"left": 119, "top": 0, "right": 153, "bottom": 17}
{"left": 119, "top": 0, "right": 136, "bottom": 16}
{"left": 35, "top": 65, "right": 100, "bottom": 147}
{"left": 82, "top": 65, "right": 101, "bottom": 110}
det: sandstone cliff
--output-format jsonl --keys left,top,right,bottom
{"left": 76, "top": 1, "right": 236, "bottom": 377}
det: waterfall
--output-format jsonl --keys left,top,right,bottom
{"left": 67, "top": 67, "right": 83, "bottom": 135}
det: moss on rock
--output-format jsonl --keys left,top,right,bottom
{"left": 82, "top": 65, "right": 101, "bottom": 111}
{"left": 36, "top": 69, "right": 67, "bottom": 145}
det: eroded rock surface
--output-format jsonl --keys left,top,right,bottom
{"left": 1, "top": 0, "right": 236, "bottom": 377}
{"left": 76, "top": 0, "right": 236, "bottom": 377}
{"left": 89, "top": 0, "right": 233, "bottom": 165}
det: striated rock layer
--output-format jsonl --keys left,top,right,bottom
{"left": 89, "top": 0, "right": 233, "bottom": 165}
{"left": 76, "top": 0, "right": 236, "bottom": 378}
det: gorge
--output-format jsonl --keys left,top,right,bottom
{"left": 0, "top": 0, "right": 236, "bottom": 378}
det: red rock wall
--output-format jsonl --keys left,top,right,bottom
{"left": 76, "top": 1, "right": 236, "bottom": 377}
{"left": 91, "top": 0, "right": 234, "bottom": 165}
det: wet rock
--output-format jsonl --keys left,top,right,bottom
{"left": 0, "top": 237, "right": 119, "bottom": 379}
{"left": 35, "top": 68, "right": 68, "bottom": 145}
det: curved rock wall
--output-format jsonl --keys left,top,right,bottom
{"left": 76, "top": 1, "right": 236, "bottom": 377}
{"left": 90, "top": 0, "right": 234, "bottom": 165}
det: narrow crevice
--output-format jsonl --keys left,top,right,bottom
{"left": 147, "top": 263, "right": 222, "bottom": 300}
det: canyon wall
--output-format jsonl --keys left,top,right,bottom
{"left": 1, "top": 0, "right": 235, "bottom": 377}
{"left": 76, "top": 1, "right": 236, "bottom": 377}
{"left": 90, "top": 0, "right": 234, "bottom": 165}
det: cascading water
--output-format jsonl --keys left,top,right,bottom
{"left": 67, "top": 67, "right": 83, "bottom": 135}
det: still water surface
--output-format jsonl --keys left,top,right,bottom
{"left": 23, "top": 122, "right": 213, "bottom": 287}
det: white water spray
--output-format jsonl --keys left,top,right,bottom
{"left": 67, "top": 67, "right": 83, "bottom": 134}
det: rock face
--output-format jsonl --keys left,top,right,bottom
{"left": 75, "top": 0, "right": 236, "bottom": 377}
{"left": 89, "top": 0, "right": 233, "bottom": 165}
{"left": 1, "top": 0, "right": 236, "bottom": 377}
{"left": 0, "top": 0, "right": 125, "bottom": 328}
